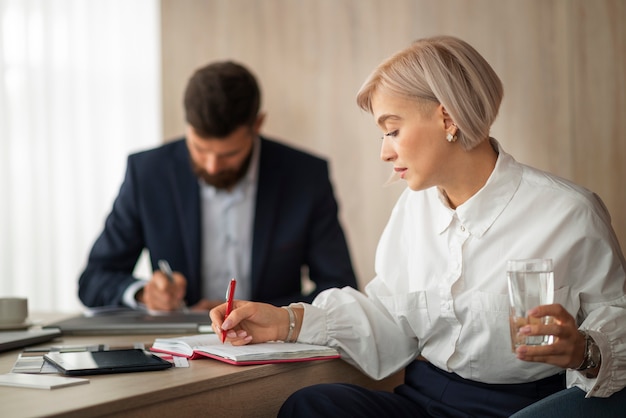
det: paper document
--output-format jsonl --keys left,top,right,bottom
{"left": 0, "top": 373, "right": 89, "bottom": 389}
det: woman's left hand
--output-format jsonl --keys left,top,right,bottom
{"left": 514, "top": 303, "right": 585, "bottom": 369}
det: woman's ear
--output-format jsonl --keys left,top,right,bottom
{"left": 441, "top": 106, "right": 458, "bottom": 142}
{"left": 441, "top": 106, "right": 456, "bottom": 130}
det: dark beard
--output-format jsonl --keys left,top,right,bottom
{"left": 191, "top": 148, "right": 253, "bottom": 190}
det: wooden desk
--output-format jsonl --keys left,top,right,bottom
{"left": 0, "top": 333, "right": 403, "bottom": 418}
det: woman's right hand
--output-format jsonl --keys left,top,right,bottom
{"left": 209, "top": 301, "right": 293, "bottom": 346}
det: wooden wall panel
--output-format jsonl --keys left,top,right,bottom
{"left": 569, "top": 0, "right": 626, "bottom": 246}
{"left": 161, "top": 0, "right": 626, "bottom": 289}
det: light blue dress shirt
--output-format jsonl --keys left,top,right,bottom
{"left": 200, "top": 137, "right": 260, "bottom": 301}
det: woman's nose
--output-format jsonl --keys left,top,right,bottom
{"left": 380, "top": 136, "right": 396, "bottom": 162}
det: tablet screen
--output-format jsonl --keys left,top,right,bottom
{"left": 44, "top": 349, "right": 172, "bottom": 376}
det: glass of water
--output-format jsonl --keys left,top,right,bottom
{"left": 507, "top": 258, "right": 554, "bottom": 351}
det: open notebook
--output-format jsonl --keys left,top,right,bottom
{"left": 151, "top": 334, "right": 340, "bottom": 365}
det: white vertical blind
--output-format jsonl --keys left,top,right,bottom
{"left": 0, "top": 0, "right": 161, "bottom": 312}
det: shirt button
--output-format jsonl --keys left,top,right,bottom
{"left": 460, "top": 225, "right": 466, "bottom": 232}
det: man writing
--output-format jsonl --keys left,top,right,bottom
{"left": 78, "top": 61, "right": 357, "bottom": 311}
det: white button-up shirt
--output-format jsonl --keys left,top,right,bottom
{"left": 298, "top": 139, "right": 626, "bottom": 398}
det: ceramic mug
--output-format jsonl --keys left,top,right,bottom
{"left": 0, "top": 297, "right": 29, "bottom": 325}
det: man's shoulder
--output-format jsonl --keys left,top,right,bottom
{"left": 128, "top": 138, "right": 186, "bottom": 165}
{"left": 260, "top": 136, "right": 328, "bottom": 167}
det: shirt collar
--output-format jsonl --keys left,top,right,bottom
{"left": 434, "top": 138, "right": 523, "bottom": 237}
{"left": 242, "top": 135, "right": 261, "bottom": 187}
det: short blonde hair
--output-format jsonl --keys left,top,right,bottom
{"left": 356, "top": 36, "right": 503, "bottom": 150}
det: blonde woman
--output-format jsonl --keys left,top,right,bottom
{"left": 211, "top": 36, "right": 626, "bottom": 417}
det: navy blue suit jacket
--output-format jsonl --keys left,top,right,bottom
{"left": 78, "top": 137, "right": 357, "bottom": 307}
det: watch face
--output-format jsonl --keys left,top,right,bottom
{"left": 589, "top": 340, "right": 601, "bottom": 368}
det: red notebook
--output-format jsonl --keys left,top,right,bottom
{"left": 151, "top": 334, "right": 340, "bottom": 366}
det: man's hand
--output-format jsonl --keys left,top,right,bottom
{"left": 137, "top": 269, "right": 187, "bottom": 311}
{"left": 189, "top": 299, "right": 225, "bottom": 312}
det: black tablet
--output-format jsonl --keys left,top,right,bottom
{"left": 44, "top": 349, "right": 172, "bottom": 376}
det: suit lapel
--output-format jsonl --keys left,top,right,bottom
{"left": 251, "top": 139, "right": 282, "bottom": 295}
{"left": 169, "top": 140, "right": 201, "bottom": 294}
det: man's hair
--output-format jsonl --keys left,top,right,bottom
{"left": 356, "top": 36, "right": 503, "bottom": 150}
{"left": 184, "top": 61, "right": 261, "bottom": 138}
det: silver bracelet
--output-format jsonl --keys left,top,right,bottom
{"left": 282, "top": 306, "right": 296, "bottom": 343}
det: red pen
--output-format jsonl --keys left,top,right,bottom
{"left": 221, "top": 278, "right": 237, "bottom": 343}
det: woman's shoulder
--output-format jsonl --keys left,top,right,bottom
{"left": 517, "top": 162, "right": 611, "bottom": 224}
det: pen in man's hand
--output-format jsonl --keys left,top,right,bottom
{"left": 221, "top": 278, "right": 237, "bottom": 343}
{"left": 157, "top": 259, "right": 188, "bottom": 312}
{"left": 158, "top": 260, "right": 175, "bottom": 283}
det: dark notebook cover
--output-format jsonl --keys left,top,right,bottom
{"left": 43, "top": 309, "right": 213, "bottom": 335}
{"left": 0, "top": 329, "right": 62, "bottom": 352}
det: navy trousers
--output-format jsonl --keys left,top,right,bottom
{"left": 278, "top": 360, "right": 565, "bottom": 418}
{"left": 510, "top": 386, "right": 626, "bottom": 418}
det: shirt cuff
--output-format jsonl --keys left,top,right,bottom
{"left": 122, "top": 280, "right": 148, "bottom": 309}
{"left": 291, "top": 302, "right": 328, "bottom": 345}
{"left": 567, "top": 321, "right": 626, "bottom": 398}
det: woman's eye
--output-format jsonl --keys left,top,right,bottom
{"left": 381, "top": 130, "right": 398, "bottom": 139}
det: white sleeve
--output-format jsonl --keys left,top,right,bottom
{"left": 295, "top": 284, "right": 419, "bottom": 380}
{"left": 567, "top": 300, "right": 626, "bottom": 398}
{"left": 562, "top": 193, "right": 626, "bottom": 397}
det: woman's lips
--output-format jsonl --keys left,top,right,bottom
{"left": 383, "top": 167, "right": 408, "bottom": 187}
{"left": 394, "top": 167, "right": 407, "bottom": 179}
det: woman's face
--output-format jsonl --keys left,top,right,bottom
{"left": 371, "top": 91, "right": 453, "bottom": 191}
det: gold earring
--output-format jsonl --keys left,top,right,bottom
{"left": 446, "top": 133, "right": 457, "bottom": 143}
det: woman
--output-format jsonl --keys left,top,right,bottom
{"left": 210, "top": 36, "right": 626, "bottom": 417}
